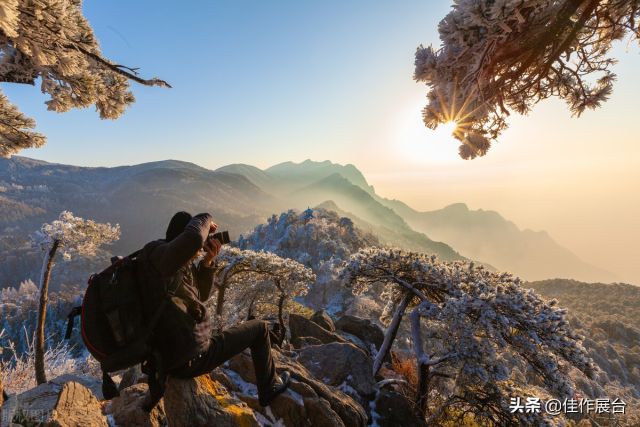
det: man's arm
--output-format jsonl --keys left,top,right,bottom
{"left": 195, "top": 261, "right": 215, "bottom": 301}
{"left": 148, "top": 213, "right": 214, "bottom": 277}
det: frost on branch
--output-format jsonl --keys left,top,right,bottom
{"left": 0, "top": 0, "right": 170, "bottom": 157}
{"left": 33, "top": 211, "right": 120, "bottom": 260}
{"left": 415, "top": 0, "right": 639, "bottom": 159}
{"left": 211, "top": 247, "right": 315, "bottom": 333}
{"left": 343, "top": 248, "right": 596, "bottom": 425}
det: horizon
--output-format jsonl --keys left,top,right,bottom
{"left": 4, "top": 0, "right": 639, "bottom": 285}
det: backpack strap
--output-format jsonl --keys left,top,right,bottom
{"left": 102, "top": 370, "right": 119, "bottom": 400}
{"left": 64, "top": 306, "right": 82, "bottom": 340}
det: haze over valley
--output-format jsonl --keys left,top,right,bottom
{"left": 0, "top": 156, "right": 620, "bottom": 291}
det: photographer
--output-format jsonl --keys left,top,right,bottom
{"left": 139, "top": 211, "right": 290, "bottom": 407}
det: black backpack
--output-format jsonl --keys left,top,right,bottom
{"left": 66, "top": 249, "right": 183, "bottom": 410}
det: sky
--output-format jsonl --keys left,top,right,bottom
{"left": 5, "top": 1, "right": 640, "bottom": 284}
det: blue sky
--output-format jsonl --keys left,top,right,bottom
{"left": 4, "top": 1, "right": 640, "bottom": 283}
{"left": 9, "top": 0, "right": 451, "bottom": 168}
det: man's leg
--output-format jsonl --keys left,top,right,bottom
{"left": 178, "top": 319, "right": 277, "bottom": 395}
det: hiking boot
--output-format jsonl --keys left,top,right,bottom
{"left": 259, "top": 371, "right": 291, "bottom": 406}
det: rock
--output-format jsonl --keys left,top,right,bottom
{"left": 118, "top": 365, "right": 146, "bottom": 392}
{"left": 234, "top": 379, "right": 343, "bottom": 427}
{"left": 310, "top": 310, "right": 335, "bottom": 332}
{"left": 226, "top": 349, "right": 367, "bottom": 427}
{"left": 298, "top": 342, "right": 376, "bottom": 397}
{"left": 50, "top": 373, "right": 104, "bottom": 400}
{"left": 228, "top": 351, "right": 256, "bottom": 384}
{"left": 336, "top": 315, "right": 385, "bottom": 352}
{"left": 11, "top": 380, "right": 107, "bottom": 427}
{"left": 106, "top": 383, "right": 166, "bottom": 427}
{"left": 304, "top": 397, "right": 345, "bottom": 427}
{"left": 290, "top": 336, "right": 322, "bottom": 349}
{"left": 373, "top": 389, "right": 427, "bottom": 427}
{"left": 275, "top": 352, "right": 368, "bottom": 427}
{"left": 163, "top": 375, "right": 259, "bottom": 427}
{"left": 288, "top": 314, "right": 346, "bottom": 345}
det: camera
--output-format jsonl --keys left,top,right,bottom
{"left": 209, "top": 230, "right": 231, "bottom": 245}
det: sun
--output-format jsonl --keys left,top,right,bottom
{"left": 440, "top": 120, "right": 459, "bottom": 137}
{"left": 393, "top": 102, "right": 462, "bottom": 165}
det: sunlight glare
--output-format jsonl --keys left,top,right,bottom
{"left": 394, "top": 102, "right": 461, "bottom": 165}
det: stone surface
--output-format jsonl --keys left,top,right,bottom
{"left": 11, "top": 380, "right": 106, "bottom": 427}
{"left": 288, "top": 314, "right": 346, "bottom": 345}
{"left": 374, "top": 389, "right": 427, "bottom": 427}
{"left": 106, "top": 383, "right": 166, "bottom": 427}
{"left": 50, "top": 374, "right": 104, "bottom": 400}
{"left": 335, "top": 315, "right": 385, "bottom": 352}
{"left": 290, "top": 336, "right": 322, "bottom": 349}
{"left": 303, "top": 397, "right": 345, "bottom": 427}
{"left": 163, "top": 375, "right": 259, "bottom": 427}
{"left": 275, "top": 352, "right": 368, "bottom": 427}
{"left": 298, "top": 342, "right": 376, "bottom": 397}
{"left": 310, "top": 310, "right": 335, "bottom": 332}
{"left": 228, "top": 350, "right": 367, "bottom": 427}
{"left": 118, "top": 365, "right": 146, "bottom": 392}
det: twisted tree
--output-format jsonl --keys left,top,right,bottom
{"left": 415, "top": 0, "right": 640, "bottom": 159}
{"left": 0, "top": 0, "right": 170, "bottom": 157}
{"left": 211, "top": 247, "right": 315, "bottom": 333}
{"left": 343, "top": 247, "right": 596, "bottom": 425}
{"left": 32, "top": 211, "right": 119, "bottom": 384}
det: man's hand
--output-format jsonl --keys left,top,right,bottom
{"left": 202, "top": 220, "right": 221, "bottom": 267}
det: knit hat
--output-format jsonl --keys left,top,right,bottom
{"left": 165, "top": 211, "right": 192, "bottom": 242}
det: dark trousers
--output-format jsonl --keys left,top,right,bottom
{"left": 171, "top": 319, "right": 277, "bottom": 395}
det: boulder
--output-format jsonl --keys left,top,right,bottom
{"left": 374, "top": 389, "right": 427, "bottom": 427}
{"left": 50, "top": 373, "right": 104, "bottom": 400}
{"left": 10, "top": 380, "right": 107, "bottom": 427}
{"left": 163, "top": 375, "right": 259, "bottom": 427}
{"left": 335, "top": 315, "right": 385, "bottom": 352}
{"left": 310, "top": 310, "right": 335, "bottom": 332}
{"left": 106, "top": 383, "right": 166, "bottom": 427}
{"left": 227, "top": 350, "right": 367, "bottom": 427}
{"left": 303, "top": 397, "right": 345, "bottom": 427}
{"left": 290, "top": 336, "right": 322, "bottom": 349}
{"left": 275, "top": 352, "right": 368, "bottom": 427}
{"left": 288, "top": 314, "right": 346, "bottom": 345}
{"left": 298, "top": 342, "right": 376, "bottom": 397}
{"left": 118, "top": 365, "right": 146, "bottom": 392}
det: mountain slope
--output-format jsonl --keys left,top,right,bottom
{"left": 390, "top": 202, "right": 615, "bottom": 282}
{"left": 266, "top": 159, "right": 376, "bottom": 194}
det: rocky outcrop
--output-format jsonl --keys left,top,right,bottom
{"left": 105, "top": 383, "right": 166, "bottom": 427}
{"left": 297, "top": 342, "right": 376, "bottom": 397}
{"left": 335, "top": 315, "right": 385, "bottom": 352}
{"left": 310, "top": 310, "right": 335, "bottom": 332}
{"left": 163, "top": 375, "right": 259, "bottom": 427}
{"left": 7, "top": 380, "right": 106, "bottom": 427}
{"left": 288, "top": 313, "right": 346, "bottom": 345}
{"left": 227, "top": 350, "right": 368, "bottom": 427}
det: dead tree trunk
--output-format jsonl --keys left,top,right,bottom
{"left": 373, "top": 291, "right": 413, "bottom": 376}
{"left": 36, "top": 238, "right": 60, "bottom": 385}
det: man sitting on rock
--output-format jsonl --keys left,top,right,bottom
{"left": 139, "top": 211, "right": 290, "bottom": 407}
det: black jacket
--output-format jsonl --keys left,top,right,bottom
{"left": 138, "top": 213, "right": 215, "bottom": 370}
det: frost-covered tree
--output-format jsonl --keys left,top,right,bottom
{"left": 239, "top": 209, "right": 378, "bottom": 309}
{"left": 211, "top": 247, "right": 315, "bottom": 333}
{"left": 32, "top": 211, "right": 119, "bottom": 384}
{"left": 415, "top": 0, "right": 640, "bottom": 159}
{"left": 343, "top": 248, "right": 595, "bottom": 425}
{"left": 0, "top": 0, "right": 170, "bottom": 157}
